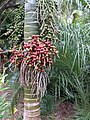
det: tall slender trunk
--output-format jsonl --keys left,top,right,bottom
{"left": 24, "top": 0, "right": 39, "bottom": 41}
{"left": 24, "top": 88, "right": 41, "bottom": 120}
{"left": 24, "top": 0, "right": 41, "bottom": 120}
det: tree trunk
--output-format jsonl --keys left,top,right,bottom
{"left": 24, "top": 0, "right": 39, "bottom": 41}
{"left": 24, "top": 88, "right": 41, "bottom": 120}
{"left": 24, "top": 0, "right": 41, "bottom": 120}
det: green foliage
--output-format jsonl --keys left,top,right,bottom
{"left": 38, "top": 0, "right": 58, "bottom": 40}
{"left": 5, "top": 70, "right": 23, "bottom": 117}
{"left": 0, "top": 1, "right": 90, "bottom": 119}
{"left": 0, "top": 70, "right": 23, "bottom": 119}
{"left": 0, "top": 75, "right": 11, "bottom": 119}
{"left": 40, "top": 94, "right": 55, "bottom": 116}
{"left": 0, "top": 4, "right": 24, "bottom": 49}
{"left": 57, "top": 0, "right": 90, "bottom": 24}
{"left": 50, "top": 23, "right": 90, "bottom": 92}
{"left": 48, "top": 22, "right": 90, "bottom": 118}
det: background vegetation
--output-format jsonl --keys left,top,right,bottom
{"left": 0, "top": 0, "right": 90, "bottom": 119}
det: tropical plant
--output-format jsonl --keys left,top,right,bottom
{"left": 48, "top": 22, "right": 90, "bottom": 119}
{"left": 38, "top": 0, "right": 58, "bottom": 39}
{"left": 40, "top": 94, "right": 55, "bottom": 116}
{"left": 0, "top": 75, "right": 11, "bottom": 119}
{"left": 9, "top": 34, "right": 58, "bottom": 120}
{"left": 0, "top": 0, "right": 90, "bottom": 120}
{"left": 0, "top": 4, "right": 24, "bottom": 49}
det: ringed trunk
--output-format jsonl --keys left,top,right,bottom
{"left": 24, "top": 0, "right": 39, "bottom": 41}
{"left": 24, "top": 0, "right": 41, "bottom": 119}
{"left": 24, "top": 88, "right": 41, "bottom": 120}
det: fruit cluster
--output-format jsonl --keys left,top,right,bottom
{"left": 10, "top": 50, "right": 23, "bottom": 67}
{"left": 10, "top": 35, "right": 58, "bottom": 71}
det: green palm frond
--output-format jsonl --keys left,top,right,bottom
{"left": 48, "top": 22, "right": 90, "bottom": 102}
{"left": 0, "top": 75, "right": 11, "bottom": 119}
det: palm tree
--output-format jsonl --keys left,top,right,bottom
{"left": 23, "top": 1, "right": 59, "bottom": 119}
{"left": 23, "top": 0, "right": 40, "bottom": 120}
{"left": 23, "top": 0, "right": 58, "bottom": 119}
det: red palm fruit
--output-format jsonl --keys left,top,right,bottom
{"left": 12, "top": 59, "right": 16, "bottom": 63}
{"left": 27, "top": 44, "right": 31, "bottom": 48}
{"left": 32, "top": 52, "right": 37, "bottom": 55}
{"left": 37, "top": 48, "right": 41, "bottom": 51}
{"left": 37, "top": 44, "right": 39, "bottom": 46}
{"left": 48, "top": 44, "right": 51, "bottom": 48}
{"left": 40, "top": 47, "right": 44, "bottom": 51}
{"left": 42, "top": 40, "right": 46, "bottom": 43}
{"left": 24, "top": 42, "right": 28, "bottom": 46}
{"left": 39, "top": 44, "right": 44, "bottom": 48}
{"left": 14, "top": 51, "right": 19, "bottom": 55}
{"left": 40, "top": 51, "right": 44, "bottom": 54}
{"left": 18, "top": 53, "right": 23, "bottom": 57}
{"left": 31, "top": 63, "right": 34, "bottom": 66}
{"left": 37, "top": 68, "right": 41, "bottom": 71}
{"left": 19, "top": 60, "right": 22, "bottom": 63}
{"left": 10, "top": 59, "right": 12, "bottom": 63}
{"left": 33, "top": 44, "right": 37, "bottom": 47}
{"left": 11, "top": 56, "right": 14, "bottom": 59}
{"left": 31, "top": 55, "right": 36, "bottom": 58}
{"left": 34, "top": 48, "right": 37, "bottom": 51}
{"left": 41, "top": 69, "right": 44, "bottom": 72}
{"left": 31, "top": 41, "right": 34, "bottom": 45}
{"left": 27, "top": 52, "right": 31, "bottom": 55}
{"left": 41, "top": 57, "right": 45, "bottom": 60}
{"left": 33, "top": 37, "right": 37, "bottom": 41}
{"left": 49, "top": 58, "right": 52, "bottom": 61}
{"left": 33, "top": 41, "right": 37, "bottom": 44}
{"left": 49, "top": 61, "right": 52, "bottom": 64}
{"left": 44, "top": 51, "right": 47, "bottom": 54}
{"left": 12, "top": 50, "right": 16, "bottom": 54}
{"left": 35, "top": 35, "right": 39, "bottom": 38}
{"left": 32, "top": 35, "right": 36, "bottom": 39}
{"left": 23, "top": 45, "right": 27, "bottom": 49}
{"left": 33, "top": 58, "right": 36, "bottom": 62}
{"left": 36, "top": 57, "right": 39, "bottom": 60}
{"left": 45, "top": 49, "right": 49, "bottom": 52}
{"left": 45, "top": 41, "right": 50, "bottom": 45}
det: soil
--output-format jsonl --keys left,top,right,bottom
{"left": 42, "top": 101, "right": 74, "bottom": 120}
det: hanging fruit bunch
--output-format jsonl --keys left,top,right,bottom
{"left": 10, "top": 50, "right": 23, "bottom": 68}
{"left": 10, "top": 35, "right": 58, "bottom": 72}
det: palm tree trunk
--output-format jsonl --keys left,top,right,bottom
{"left": 24, "top": 0, "right": 41, "bottom": 120}
{"left": 24, "top": 0, "right": 39, "bottom": 41}
{"left": 24, "top": 88, "right": 41, "bottom": 120}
